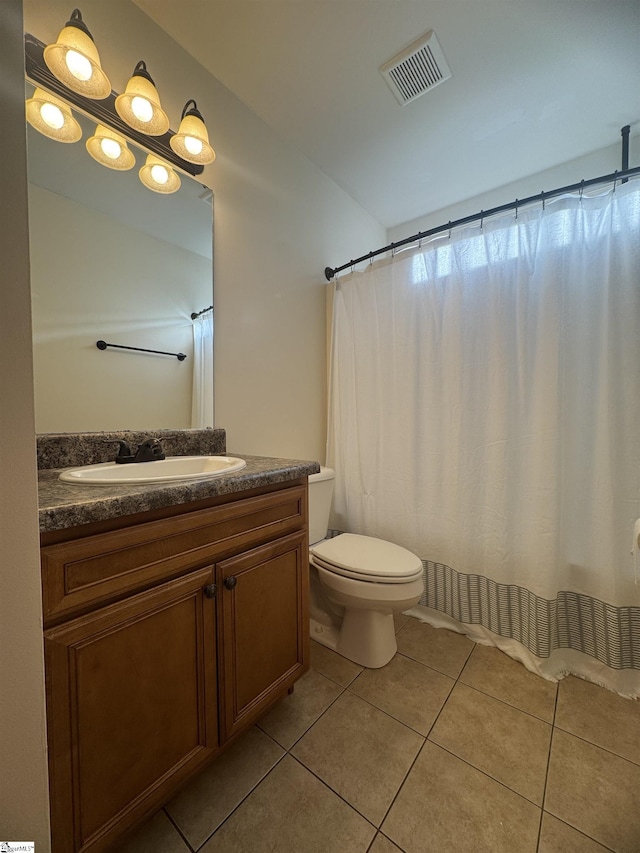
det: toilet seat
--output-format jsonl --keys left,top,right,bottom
{"left": 310, "top": 533, "right": 423, "bottom": 584}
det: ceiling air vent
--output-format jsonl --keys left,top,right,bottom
{"left": 380, "top": 30, "right": 451, "bottom": 106}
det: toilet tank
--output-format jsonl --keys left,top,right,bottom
{"left": 308, "top": 467, "right": 335, "bottom": 545}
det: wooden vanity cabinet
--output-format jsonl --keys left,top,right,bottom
{"left": 41, "top": 480, "right": 309, "bottom": 853}
{"left": 44, "top": 568, "right": 219, "bottom": 853}
{"left": 217, "top": 530, "right": 308, "bottom": 741}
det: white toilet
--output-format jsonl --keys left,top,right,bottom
{"left": 308, "top": 467, "right": 424, "bottom": 668}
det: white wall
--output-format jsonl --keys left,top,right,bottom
{"left": 29, "top": 184, "right": 210, "bottom": 432}
{"left": 25, "top": 0, "right": 386, "bottom": 462}
{"left": 0, "top": 0, "right": 51, "bottom": 847}
{"left": 388, "top": 137, "right": 639, "bottom": 243}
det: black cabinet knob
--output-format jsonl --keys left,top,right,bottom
{"left": 203, "top": 583, "right": 217, "bottom": 599}
{"left": 224, "top": 576, "right": 237, "bottom": 591}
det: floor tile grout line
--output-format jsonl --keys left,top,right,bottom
{"left": 309, "top": 658, "right": 364, "bottom": 689}
{"left": 189, "top": 750, "right": 290, "bottom": 852}
{"left": 538, "top": 684, "right": 560, "bottom": 816}
{"left": 273, "top": 678, "right": 351, "bottom": 753}
{"left": 162, "top": 806, "right": 196, "bottom": 853}
{"left": 535, "top": 685, "right": 560, "bottom": 851}
{"left": 536, "top": 740, "right": 555, "bottom": 850}
{"left": 365, "top": 829, "right": 407, "bottom": 853}
{"left": 342, "top": 680, "right": 454, "bottom": 740}
{"left": 425, "top": 738, "right": 546, "bottom": 810}
{"left": 551, "top": 677, "right": 560, "bottom": 726}
{"left": 457, "top": 675, "right": 557, "bottom": 725}
{"left": 375, "top": 733, "right": 435, "bottom": 838}
{"left": 316, "top": 646, "right": 456, "bottom": 685}
{"left": 550, "top": 722, "right": 640, "bottom": 768}
{"left": 286, "top": 753, "right": 382, "bottom": 834}
{"left": 393, "top": 647, "right": 469, "bottom": 682}
{"left": 541, "top": 810, "right": 618, "bottom": 853}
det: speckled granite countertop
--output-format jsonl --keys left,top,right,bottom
{"left": 39, "top": 454, "right": 321, "bottom": 533}
{"left": 37, "top": 429, "right": 228, "bottom": 470}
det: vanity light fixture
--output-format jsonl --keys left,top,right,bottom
{"left": 25, "top": 32, "right": 207, "bottom": 186}
{"left": 86, "top": 124, "right": 135, "bottom": 170}
{"left": 170, "top": 100, "right": 216, "bottom": 165}
{"left": 115, "top": 61, "right": 170, "bottom": 136}
{"left": 26, "top": 87, "right": 82, "bottom": 143}
{"left": 139, "top": 154, "right": 181, "bottom": 194}
{"left": 43, "top": 9, "right": 111, "bottom": 100}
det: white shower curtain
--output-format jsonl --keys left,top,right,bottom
{"left": 327, "top": 181, "right": 640, "bottom": 695}
{"left": 191, "top": 311, "right": 214, "bottom": 428}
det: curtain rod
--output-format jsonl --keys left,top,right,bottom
{"left": 191, "top": 305, "right": 213, "bottom": 320}
{"left": 324, "top": 163, "right": 639, "bottom": 282}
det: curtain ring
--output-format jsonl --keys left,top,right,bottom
{"left": 514, "top": 198, "right": 519, "bottom": 220}
{"left": 448, "top": 221, "right": 452, "bottom": 240}
{"left": 613, "top": 170, "right": 618, "bottom": 193}
{"left": 391, "top": 243, "right": 396, "bottom": 258}
{"left": 541, "top": 191, "right": 545, "bottom": 212}
{"left": 579, "top": 180, "right": 584, "bottom": 202}
{"left": 350, "top": 260, "right": 354, "bottom": 274}
{"left": 480, "top": 211, "right": 484, "bottom": 230}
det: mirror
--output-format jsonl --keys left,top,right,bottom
{"left": 26, "top": 88, "right": 214, "bottom": 433}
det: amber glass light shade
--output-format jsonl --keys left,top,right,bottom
{"left": 139, "top": 154, "right": 181, "bottom": 193}
{"left": 86, "top": 124, "right": 135, "bottom": 170}
{"left": 26, "top": 88, "right": 82, "bottom": 143}
{"left": 43, "top": 9, "right": 111, "bottom": 99}
{"left": 115, "top": 61, "right": 169, "bottom": 136}
{"left": 170, "top": 100, "right": 215, "bottom": 165}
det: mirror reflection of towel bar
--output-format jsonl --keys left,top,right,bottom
{"left": 96, "top": 340, "right": 187, "bottom": 361}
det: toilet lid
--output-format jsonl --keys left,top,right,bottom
{"left": 310, "top": 533, "right": 423, "bottom": 583}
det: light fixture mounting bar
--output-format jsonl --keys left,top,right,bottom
{"left": 24, "top": 33, "right": 204, "bottom": 177}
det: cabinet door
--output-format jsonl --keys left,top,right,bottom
{"left": 45, "top": 568, "right": 218, "bottom": 853}
{"left": 218, "top": 530, "right": 309, "bottom": 741}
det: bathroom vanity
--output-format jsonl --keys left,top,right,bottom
{"left": 37, "top": 430, "right": 319, "bottom": 853}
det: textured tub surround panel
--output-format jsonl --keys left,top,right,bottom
{"left": 37, "top": 432, "right": 319, "bottom": 852}
{"left": 37, "top": 428, "right": 227, "bottom": 470}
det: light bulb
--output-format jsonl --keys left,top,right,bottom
{"left": 40, "top": 101, "right": 64, "bottom": 130}
{"left": 131, "top": 96, "right": 153, "bottom": 123}
{"left": 65, "top": 49, "right": 92, "bottom": 82}
{"left": 183, "top": 135, "right": 203, "bottom": 156}
{"left": 150, "top": 164, "right": 169, "bottom": 185}
{"left": 100, "top": 137, "right": 122, "bottom": 160}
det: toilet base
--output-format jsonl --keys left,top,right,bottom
{"left": 310, "top": 618, "right": 341, "bottom": 652}
{"left": 310, "top": 609, "right": 398, "bottom": 669}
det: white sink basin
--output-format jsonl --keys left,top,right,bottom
{"left": 59, "top": 456, "right": 247, "bottom": 485}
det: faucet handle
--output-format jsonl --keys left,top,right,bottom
{"left": 133, "top": 438, "right": 166, "bottom": 463}
{"left": 100, "top": 439, "right": 133, "bottom": 462}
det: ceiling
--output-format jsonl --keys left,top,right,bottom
{"left": 133, "top": 0, "right": 640, "bottom": 230}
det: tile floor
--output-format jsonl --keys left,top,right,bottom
{"left": 122, "top": 615, "right": 640, "bottom": 853}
